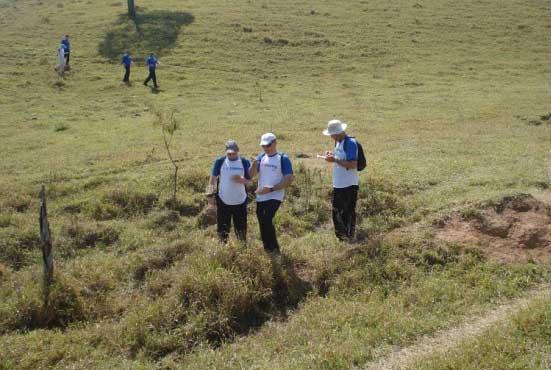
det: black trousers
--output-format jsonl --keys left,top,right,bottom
{"left": 332, "top": 185, "right": 359, "bottom": 241}
{"left": 256, "top": 200, "right": 281, "bottom": 252}
{"left": 144, "top": 68, "right": 158, "bottom": 87}
{"left": 123, "top": 66, "right": 130, "bottom": 82}
{"left": 216, "top": 197, "right": 247, "bottom": 243}
{"left": 65, "top": 51, "right": 70, "bottom": 64}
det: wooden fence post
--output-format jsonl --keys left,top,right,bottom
{"left": 39, "top": 185, "right": 54, "bottom": 304}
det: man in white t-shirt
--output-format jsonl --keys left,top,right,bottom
{"left": 208, "top": 140, "right": 252, "bottom": 243}
{"left": 249, "top": 133, "right": 294, "bottom": 253}
{"left": 323, "top": 120, "right": 359, "bottom": 241}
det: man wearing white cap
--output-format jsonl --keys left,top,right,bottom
{"left": 208, "top": 140, "right": 252, "bottom": 243}
{"left": 323, "top": 119, "right": 359, "bottom": 241}
{"left": 250, "top": 133, "right": 294, "bottom": 252}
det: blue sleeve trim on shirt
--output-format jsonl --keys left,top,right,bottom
{"left": 242, "top": 159, "right": 251, "bottom": 180}
{"left": 256, "top": 153, "right": 265, "bottom": 171}
{"left": 211, "top": 157, "right": 225, "bottom": 176}
{"left": 280, "top": 154, "right": 293, "bottom": 175}
{"left": 344, "top": 137, "right": 358, "bottom": 161}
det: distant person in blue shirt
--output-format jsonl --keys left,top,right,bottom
{"left": 61, "top": 35, "right": 70, "bottom": 69}
{"left": 143, "top": 53, "right": 159, "bottom": 88}
{"left": 249, "top": 133, "right": 294, "bottom": 253}
{"left": 121, "top": 52, "right": 133, "bottom": 83}
{"left": 207, "top": 140, "right": 252, "bottom": 243}
{"left": 322, "top": 120, "right": 359, "bottom": 241}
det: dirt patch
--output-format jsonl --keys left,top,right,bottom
{"left": 435, "top": 195, "right": 551, "bottom": 263}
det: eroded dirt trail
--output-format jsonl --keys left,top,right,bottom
{"left": 364, "top": 284, "right": 551, "bottom": 370}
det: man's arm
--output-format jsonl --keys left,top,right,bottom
{"left": 249, "top": 157, "right": 258, "bottom": 178}
{"left": 273, "top": 174, "right": 294, "bottom": 191}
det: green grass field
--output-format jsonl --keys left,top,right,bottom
{"left": 1, "top": 0, "right": 551, "bottom": 369}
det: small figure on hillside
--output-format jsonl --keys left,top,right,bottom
{"left": 144, "top": 53, "right": 159, "bottom": 89}
{"left": 61, "top": 35, "right": 71, "bottom": 70}
{"left": 55, "top": 43, "right": 66, "bottom": 75}
{"left": 250, "top": 133, "right": 294, "bottom": 253}
{"left": 321, "top": 119, "right": 364, "bottom": 242}
{"left": 207, "top": 140, "right": 252, "bottom": 243}
{"left": 121, "top": 51, "right": 133, "bottom": 83}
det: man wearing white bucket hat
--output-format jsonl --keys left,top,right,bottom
{"left": 249, "top": 133, "right": 294, "bottom": 253}
{"left": 322, "top": 119, "right": 360, "bottom": 241}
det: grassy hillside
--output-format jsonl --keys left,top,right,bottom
{"left": 1, "top": 0, "right": 551, "bottom": 368}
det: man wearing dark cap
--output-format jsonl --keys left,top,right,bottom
{"left": 207, "top": 140, "right": 252, "bottom": 243}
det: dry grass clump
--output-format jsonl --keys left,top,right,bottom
{"left": 0, "top": 272, "right": 84, "bottom": 333}
{"left": 0, "top": 226, "right": 41, "bottom": 269}
{"left": 60, "top": 219, "right": 120, "bottom": 249}
{"left": 131, "top": 240, "right": 194, "bottom": 282}
{"left": 121, "top": 242, "right": 310, "bottom": 358}
{"left": 1, "top": 193, "right": 33, "bottom": 212}
{"left": 83, "top": 188, "right": 159, "bottom": 220}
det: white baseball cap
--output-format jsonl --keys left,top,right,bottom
{"left": 323, "top": 119, "right": 348, "bottom": 136}
{"left": 260, "top": 132, "right": 276, "bottom": 146}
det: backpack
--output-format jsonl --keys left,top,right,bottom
{"left": 343, "top": 137, "right": 367, "bottom": 171}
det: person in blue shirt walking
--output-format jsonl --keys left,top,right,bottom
{"left": 249, "top": 133, "right": 294, "bottom": 253}
{"left": 144, "top": 53, "right": 159, "bottom": 88}
{"left": 61, "top": 35, "right": 70, "bottom": 69}
{"left": 121, "top": 52, "right": 133, "bottom": 83}
{"left": 207, "top": 140, "right": 252, "bottom": 243}
{"left": 322, "top": 120, "right": 359, "bottom": 241}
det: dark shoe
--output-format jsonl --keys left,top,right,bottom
{"left": 143, "top": 81, "right": 148, "bottom": 86}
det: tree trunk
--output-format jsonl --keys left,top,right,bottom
{"left": 128, "top": 0, "right": 136, "bottom": 19}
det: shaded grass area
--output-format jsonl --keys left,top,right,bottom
{"left": 408, "top": 296, "right": 551, "bottom": 370}
{"left": 99, "top": 9, "right": 194, "bottom": 62}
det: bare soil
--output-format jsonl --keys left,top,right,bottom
{"left": 435, "top": 194, "right": 551, "bottom": 263}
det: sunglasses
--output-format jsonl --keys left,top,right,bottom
{"left": 261, "top": 141, "right": 273, "bottom": 148}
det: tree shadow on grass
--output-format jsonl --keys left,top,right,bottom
{"left": 99, "top": 9, "right": 194, "bottom": 63}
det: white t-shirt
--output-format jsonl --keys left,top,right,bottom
{"left": 215, "top": 157, "right": 248, "bottom": 205}
{"left": 333, "top": 137, "right": 359, "bottom": 188}
{"left": 256, "top": 152, "right": 293, "bottom": 202}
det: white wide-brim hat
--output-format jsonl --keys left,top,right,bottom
{"left": 323, "top": 119, "right": 347, "bottom": 136}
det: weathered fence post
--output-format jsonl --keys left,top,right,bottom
{"left": 39, "top": 184, "right": 54, "bottom": 305}
{"left": 128, "top": 0, "right": 136, "bottom": 19}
